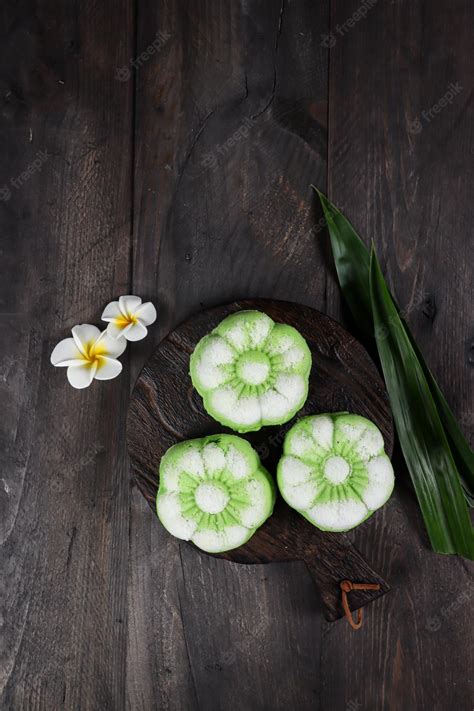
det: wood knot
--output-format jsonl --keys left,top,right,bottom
{"left": 422, "top": 294, "right": 437, "bottom": 321}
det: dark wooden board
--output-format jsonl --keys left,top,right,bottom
{"left": 127, "top": 298, "right": 393, "bottom": 621}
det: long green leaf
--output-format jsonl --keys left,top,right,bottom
{"left": 370, "top": 250, "right": 473, "bottom": 557}
{"left": 314, "top": 188, "right": 372, "bottom": 338}
{"left": 404, "top": 333, "right": 474, "bottom": 506}
{"left": 313, "top": 186, "right": 474, "bottom": 505}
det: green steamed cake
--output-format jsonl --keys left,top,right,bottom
{"left": 156, "top": 434, "right": 276, "bottom": 553}
{"left": 277, "top": 413, "right": 394, "bottom": 532}
{"left": 190, "top": 310, "right": 312, "bottom": 433}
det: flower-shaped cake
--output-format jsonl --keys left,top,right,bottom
{"left": 190, "top": 310, "right": 312, "bottom": 433}
{"left": 156, "top": 434, "right": 276, "bottom": 553}
{"left": 277, "top": 413, "right": 394, "bottom": 532}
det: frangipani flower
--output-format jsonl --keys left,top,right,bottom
{"left": 101, "top": 295, "right": 157, "bottom": 341}
{"left": 50, "top": 324, "right": 126, "bottom": 389}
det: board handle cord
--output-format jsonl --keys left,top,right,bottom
{"left": 340, "top": 580, "right": 381, "bottom": 630}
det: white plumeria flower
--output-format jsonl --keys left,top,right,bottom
{"left": 101, "top": 295, "right": 157, "bottom": 341}
{"left": 50, "top": 324, "right": 127, "bottom": 389}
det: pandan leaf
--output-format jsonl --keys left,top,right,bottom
{"left": 314, "top": 188, "right": 372, "bottom": 339}
{"left": 313, "top": 187, "right": 474, "bottom": 506}
{"left": 405, "top": 335, "right": 474, "bottom": 507}
{"left": 369, "top": 250, "right": 474, "bottom": 558}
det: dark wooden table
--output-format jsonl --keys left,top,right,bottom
{"left": 1, "top": 1, "right": 472, "bottom": 709}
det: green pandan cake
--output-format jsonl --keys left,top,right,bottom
{"left": 156, "top": 434, "right": 276, "bottom": 553}
{"left": 190, "top": 310, "right": 312, "bottom": 433}
{"left": 277, "top": 413, "right": 394, "bottom": 532}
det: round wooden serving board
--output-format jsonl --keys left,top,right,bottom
{"left": 127, "top": 299, "right": 394, "bottom": 621}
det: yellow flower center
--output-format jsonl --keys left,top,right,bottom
{"left": 116, "top": 314, "right": 138, "bottom": 328}
{"left": 82, "top": 340, "right": 108, "bottom": 366}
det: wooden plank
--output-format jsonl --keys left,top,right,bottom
{"left": 128, "top": 0, "right": 331, "bottom": 708}
{"left": 325, "top": 1, "right": 474, "bottom": 709}
{"left": 3, "top": 1, "right": 470, "bottom": 709}
{"left": 0, "top": 1, "right": 134, "bottom": 708}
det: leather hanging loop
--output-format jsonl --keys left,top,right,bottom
{"left": 340, "top": 579, "right": 381, "bottom": 630}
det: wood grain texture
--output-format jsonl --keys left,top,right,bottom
{"left": 1, "top": 0, "right": 473, "bottom": 709}
{"left": 127, "top": 298, "right": 393, "bottom": 620}
{"left": 127, "top": 2, "right": 334, "bottom": 709}
{"left": 0, "top": 1, "right": 134, "bottom": 709}
{"left": 324, "top": 1, "right": 474, "bottom": 710}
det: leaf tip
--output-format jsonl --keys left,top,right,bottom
{"left": 369, "top": 244, "right": 381, "bottom": 275}
{"left": 311, "top": 184, "right": 324, "bottom": 199}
